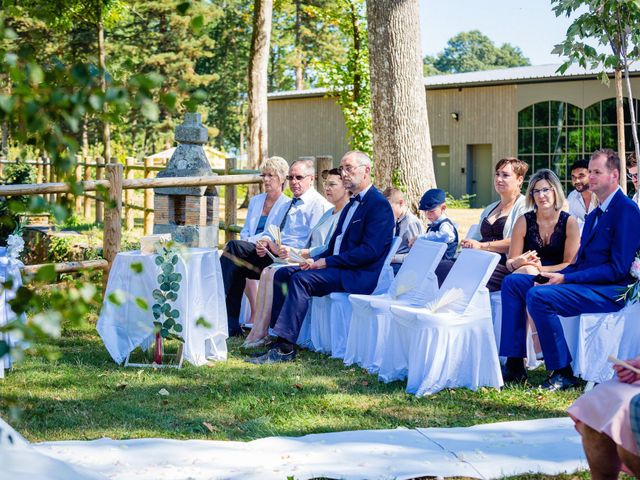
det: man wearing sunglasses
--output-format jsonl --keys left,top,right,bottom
{"left": 248, "top": 150, "right": 395, "bottom": 364}
{"left": 221, "top": 159, "right": 331, "bottom": 336}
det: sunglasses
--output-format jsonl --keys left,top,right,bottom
{"left": 627, "top": 172, "right": 638, "bottom": 180}
{"left": 286, "top": 174, "right": 311, "bottom": 181}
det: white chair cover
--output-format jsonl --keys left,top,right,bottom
{"left": 0, "top": 249, "right": 26, "bottom": 380}
{"left": 569, "top": 303, "right": 640, "bottom": 384}
{"left": 304, "top": 237, "right": 401, "bottom": 356}
{"left": 387, "top": 249, "right": 501, "bottom": 396}
{"left": 344, "top": 239, "right": 447, "bottom": 375}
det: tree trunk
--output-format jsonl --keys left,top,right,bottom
{"left": 615, "top": 68, "right": 626, "bottom": 192}
{"left": 247, "top": 0, "right": 272, "bottom": 198}
{"left": 82, "top": 114, "right": 89, "bottom": 157}
{"left": 623, "top": 65, "right": 640, "bottom": 206}
{"left": 366, "top": 0, "right": 435, "bottom": 211}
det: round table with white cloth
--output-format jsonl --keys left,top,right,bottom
{"left": 97, "top": 248, "right": 227, "bottom": 366}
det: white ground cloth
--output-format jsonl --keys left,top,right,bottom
{"left": 5, "top": 417, "right": 587, "bottom": 479}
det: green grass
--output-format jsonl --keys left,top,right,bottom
{"left": 1, "top": 312, "right": 583, "bottom": 445}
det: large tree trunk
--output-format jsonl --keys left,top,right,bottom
{"left": 367, "top": 0, "right": 435, "bottom": 211}
{"left": 247, "top": 0, "right": 272, "bottom": 169}
{"left": 615, "top": 68, "right": 626, "bottom": 192}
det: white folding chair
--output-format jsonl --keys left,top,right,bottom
{"left": 304, "top": 237, "right": 401, "bottom": 356}
{"left": 388, "top": 249, "right": 501, "bottom": 396}
{"left": 344, "top": 239, "right": 447, "bottom": 375}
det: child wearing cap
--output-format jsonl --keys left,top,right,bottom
{"left": 416, "top": 188, "right": 459, "bottom": 260}
{"left": 383, "top": 187, "right": 424, "bottom": 275}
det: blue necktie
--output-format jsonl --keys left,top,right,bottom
{"left": 590, "top": 208, "right": 603, "bottom": 234}
{"left": 279, "top": 197, "right": 300, "bottom": 230}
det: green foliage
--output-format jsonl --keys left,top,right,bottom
{"left": 48, "top": 236, "right": 73, "bottom": 263}
{"left": 314, "top": 0, "right": 372, "bottom": 156}
{"left": 423, "top": 30, "right": 530, "bottom": 75}
{"left": 0, "top": 160, "right": 35, "bottom": 244}
{"left": 151, "top": 242, "right": 184, "bottom": 342}
{"left": 445, "top": 192, "right": 475, "bottom": 209}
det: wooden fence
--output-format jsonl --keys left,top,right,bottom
{"left": 0, "top": 155, "right": 334, "bottom": 279}
{"left": 0, "top": 156, "right": 264, "bottom": 236}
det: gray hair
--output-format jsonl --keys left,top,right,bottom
{"left": 525, "top": 168, "right": 566, "bottom": 211}
{"left": 260, "top": 156, "right": 289, "bottom": 184}
{"left": 342, "top": 150, "right": 372, "bottom": 168}
{"left": 291, "top": 158, "right": 315, "bottom": 176}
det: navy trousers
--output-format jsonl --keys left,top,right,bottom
{"left": 271, "top": 266, "right": 345, "bottom": 344}
{"left": 499, "top": 273, "right": 624, "bottom": 370}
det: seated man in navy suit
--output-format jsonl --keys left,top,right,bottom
{"left": 500, "top": 148, "right": 640, "bottom": 391}
{"left": 247, "top": 151, "right": 395, "bottom": 364}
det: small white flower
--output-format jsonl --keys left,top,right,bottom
{"left": 630, "top": 258, "right": 640, "bottom": 280}
{"left": 7, "top": 234, "right": 24, "bottom": 260}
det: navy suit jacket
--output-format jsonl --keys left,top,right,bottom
{"left": 561, "top": 188, "right": 640, "bottom": 285}
{"left": 315, "top": 185, "right": 394, "bottom": 294}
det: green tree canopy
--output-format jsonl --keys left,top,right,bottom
{"left": 424, "top": 30, "right": 530, "bottom": 75}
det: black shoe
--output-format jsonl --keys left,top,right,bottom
{"left": 245, "top": 347, "right": 296, "bottom": 364}
{"left": 501, "top": 365, "right": 528, "bottom": 385}
{"left": 540, "top": 371, "right": 579, "bottom": 392}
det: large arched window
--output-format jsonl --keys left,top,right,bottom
{"left": 517, "top": 98, "right": 639, "bottom": 192}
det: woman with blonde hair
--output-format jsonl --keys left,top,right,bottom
{"left": 503, "top": 168, "right": 580, "bottom": 367}
{"left": 239, "top": 156, "right": 291, "bottom": 328}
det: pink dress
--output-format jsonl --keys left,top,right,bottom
{"left": 568, "top": 378, "right": 640, "bottom": 467}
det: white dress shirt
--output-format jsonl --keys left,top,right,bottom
{"left": 265, "top": 187, "right": 331, "bottom": 249}
{"left": 332, "top": 184, "right": 373, "bottom": 255}
{"left": 567, "top": 189, "right": 598, "bottom": 231}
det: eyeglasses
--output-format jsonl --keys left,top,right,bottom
{"left": 338, "top": 164, "right": 364, "bottom": 174}
{"left": 531, "top": 187, "right": 553, "bottom": 196}
{"left": 259, "top": 173, "right": 276, "bottom": 179}
{"left": 286, "top": 174, "right": 311, "bottom": 182}
{"left": 627, "top": 173, "right": 638, "bottom": 180}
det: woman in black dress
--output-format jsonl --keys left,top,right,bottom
{"left": 505, "top": 168, "right": 580, "bottom": 356}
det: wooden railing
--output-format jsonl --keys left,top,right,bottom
{"left": 0, "top": 165, "right": 262, "bottom": 279}
{"left": 0, "top": 156, "right": 262, "bottom": 236}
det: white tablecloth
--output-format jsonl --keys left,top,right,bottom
{"left": 97, "top": 248, "right": 227, "bottom": 366}
{"left": 1, "top": 247, "right": 25, "bottom": 379}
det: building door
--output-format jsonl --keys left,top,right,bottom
{"left": 433, "top": 146, "right": 450, "bottom": 193}
{"left": 468, "top": 144, "right": 493, "bottom": 208}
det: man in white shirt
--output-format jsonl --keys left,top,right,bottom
{"left": 567, "top": 159, "right": 598, "bottom": 230}
{"left": 221, "top": 159, "right": 330, "bottom": 336}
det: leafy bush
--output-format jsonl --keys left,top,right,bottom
{"left": 0, "top": 160, "right": 36, "bottom": 245}
{"left": 446, "top": 193, "right": 476, "bottom": 209}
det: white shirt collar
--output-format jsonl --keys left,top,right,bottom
{"left": 598, "top": 186, "right": 620, "bottom": 212}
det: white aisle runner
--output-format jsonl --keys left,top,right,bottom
{"left": 3, "top": 417, "right": 587, "bottom": 480}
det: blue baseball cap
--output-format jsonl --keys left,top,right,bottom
{"left": 419, "top": 188, "right": 446, "bottom": 211}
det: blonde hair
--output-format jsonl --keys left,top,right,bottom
{"left": 260, "top": 156, "right": 289, "bottom": 184}
{"left": 525, "top": 168, "right": 566, "bottom": 210}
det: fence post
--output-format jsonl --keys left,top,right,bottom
{"left": 143, "top": 157, "right": 154, "bottom": 235}
{"left": 0, "top": 157, "right": 4, "bottom": 179}
{"left": 224, "top": 156, "right": 237, "bottom": 243}
{"left": 95, "top": 157, "right": 104, "bottom": 224}
{"left": 35, "top": 156, "right": 43, "bottom": 184}
{"left": 74, "top": 158, "right": 82, "bottom": 214}
{"left": 83, "top": 158, "right": 92, "bottom": 219}
{"left": 315, "top": 155, "right": 333, "bottom": 194}
{"left": 47, "top": 156, "right": 56, "bottom": 204}
{"left": 124, "top": 157, "right": 135, "bottom": 231}
{"left": 103, "top": 163, "right": 123, "bottom": 285}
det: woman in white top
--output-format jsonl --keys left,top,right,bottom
{"left": 240, "top": 156, "right": 290, "bottom": 327}
{"left": 243, "top": 168, "right": 350, "bottom": 348}
{"left": 436, "top": 157, "right": 529, "bottom": 291}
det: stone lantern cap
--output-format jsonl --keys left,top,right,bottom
{"left": 155, "top": 112, "right": 217, "bottom": 197}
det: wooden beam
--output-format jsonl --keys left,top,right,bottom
{"left": 21, "top": 259, "right": 108, "bottom": 276}
{"left": 122, "top": 173, "right": 261, "bottom": 189}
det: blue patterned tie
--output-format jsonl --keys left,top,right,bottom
{"left": 279, "top": 197, "right": 300, "bottom": 230}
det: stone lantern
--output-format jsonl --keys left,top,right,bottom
{"left": 153, "top": 113, "right": 219, "bottom": 247}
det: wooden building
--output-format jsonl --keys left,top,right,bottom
{"left": 268, "top": 64, "right": 640, "bottom": 207}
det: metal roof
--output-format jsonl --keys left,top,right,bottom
{"left": 268, "top": 63, "right": 640, "bottom": 99}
